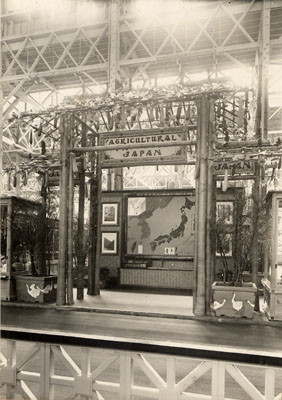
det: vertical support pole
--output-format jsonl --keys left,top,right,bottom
{"left": 87, "top": 137, "right": 98, "bottom": 295}
{"left": 6, "top": 202, "right": 12, "bottom": 278}
{"left": 205, "top": 98, "right": 215, "bottom": 315}
{"left": 67, "top": 151, "right": 74, "bottom": 305}
{"left": 40, "top": 172, "right": 47, "bottom": 276}
{"left": 15, "top": 154, "right": 20, "bottom": 196}
{"left": 251, "top": 162, "right": 260, "bottom": 311}
{"left": 120, "top": 352, "right": 133, "bottom": 400}
{"left": 193, "top": 102, "right": 201, "bottom": 313}
{"left": 94, "top": 152, "right": 102, "bottom": 295}
{"left": 77, "top": 114, "right": 87, "bottom": 300}
{"left": 194, "top": 95, "right": 209, "bottom": 316}
{"left": 211, "top": 361, "right": 225, "bottom": 400}
{"left": 261, "top": 0, "right": 270, "bottom": 140}
{"left": 109, "top": 0, "right": 123, "bottom": 190}
{"left": 57, "top": 113, "right": 69, "bottom": 306}
{"left": 109, "top": 0, "right": 120, "bottom": 92}
{"left": 0, "top": 2, "right": 3, "bottom": 198}
{"left": 256, "top": 0, "right": 270, "bottom": 140}
{"left": 265, "top": 368, "right": 275, "bottom": 400}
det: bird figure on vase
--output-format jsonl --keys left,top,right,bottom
{"left": 231, "top": 293, "right": 243, "bottom": 311}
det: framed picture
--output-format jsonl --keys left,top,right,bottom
{"left": 101, "top": 232, "right": 118, "bottom": 255}
{"left": 102, "top": 203, "right": 119, "bottom": 225}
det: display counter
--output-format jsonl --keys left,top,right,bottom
{"left": 120, "top": 267, "right": 193, "bottom": 289}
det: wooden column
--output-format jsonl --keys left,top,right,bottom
{"left": 57, "top": 113, "right": 69, "bottom": 306}
{"left": 6, "top": 202, "right": 12, "bottom": 276}
{"left": 87, "top": 137, "right": 98, "bottom": 295}
{"left": 109, "top": 0, "right": 120, "bottom": 92}
{"left": 0, "top": 28, "right": 3, "bottom": 197}
{"left": 40, "top": 172, "right": 47, "bottom": 276}
{"left": 193, "top": 102, "right": 201, "bottom": 313}
{"left": 194, "top": 95, "right": 209, "bottom": 316}
{"left": 94, "top": 152, "right": 102, "bottom": 295}
{"left": 109, "top": 0, "right": 123, "bottom": 191}
{"left": 67, "top": 140, "right": 74, "bottom": 306}
{"left": 255, "top": 0, "right": 270, "bottom": 140}
{"left": 205, "top": 98, "right": 215, "bottom": 315}
{"left": 251, "top": 162, "right": 260, "bottom": 311}
{"left": 77, "top": 114, "right": 87, "bottom": 300}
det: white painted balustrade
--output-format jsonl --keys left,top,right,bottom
{"left": 1, "top": 337, "right": 282, "bottom": 400}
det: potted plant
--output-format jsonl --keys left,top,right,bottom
{"left": 212, "top": 190, "right": 265, "bottom": 318}
{"left": 15, "top": 185, "right": 58, "bottom": 303}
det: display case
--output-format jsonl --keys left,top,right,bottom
{"left": 262, "top": 190, "right": 282, "bottom": 320}
{"left": 0, "top": 196, "right": 43, "bottom": 301}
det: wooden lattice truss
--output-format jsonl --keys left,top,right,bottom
{"left": 1, "top": 337, "right": 282, "bottom": 399}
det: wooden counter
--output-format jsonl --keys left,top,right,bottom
{"left": 120, "top": 268, "right": 193, "bottom": 289}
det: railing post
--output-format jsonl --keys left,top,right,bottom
{"left": 159, "top": 357, "right": 180, "bottom": 400}
{"left": 120, "top": 351, "right": 133, "bottom": 400}
{"left": 79, "top": 347, "right": 92, "bottom": 400}
{"left": 6, "top": 340, "right": 16, "bottom": 400}
{"left": 40, "top": 343, "right": 54, "bottom": 400}
{"left": 211, "top": 361, "right": 225, "bottom": 400}
{"left": 265, "top": 368, "right": 275, "bottom": 400}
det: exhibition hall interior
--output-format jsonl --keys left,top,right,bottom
{"left": 1, "top": 1, "right": 282, "bottom": 399}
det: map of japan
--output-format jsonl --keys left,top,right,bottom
{"left": 127, "top": 196, "right": 195, "bottom": 257}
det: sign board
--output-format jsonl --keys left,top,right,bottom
{"left": 100, "top": 129, "right": 188, "bottom": 167}
{"left": 213, "top": 160, "right": 255, "bottom": 176}
{"left": 47, "top": 169, "right": 80, "bottom": 186}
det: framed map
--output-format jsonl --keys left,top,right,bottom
{"left": 126, "top": 194, "right": 195, "bottom": 257}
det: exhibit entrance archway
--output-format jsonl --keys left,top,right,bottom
{"left": 12, "top": 84, "right": 254, "bottom": 315}
{"left": 66, "top": 89, "right": 251, "bottom": 316}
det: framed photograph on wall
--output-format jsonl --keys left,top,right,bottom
{"left": 101, "top": 232, "right": 118, "bottom": 255}
{"left": 102, "top": 203, "right": 119, "bottom": 225}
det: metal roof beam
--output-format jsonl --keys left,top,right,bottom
{"left": 0, "top": 63, "right": 108, "bottom": 83}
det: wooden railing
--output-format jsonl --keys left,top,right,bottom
{"left": 1, "top": 328, "right": 282, "bottom": 400}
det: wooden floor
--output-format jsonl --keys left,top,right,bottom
{"left": 2, "top": 306, "right": 282, "bottom": 359}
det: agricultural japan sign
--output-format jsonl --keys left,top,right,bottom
{"left": 213, "top": 159, "right": 255, "bottom": 175}
{"left": 100, "top": 129, "right": 188, "bottom": 167}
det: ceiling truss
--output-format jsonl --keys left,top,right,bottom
{"left": 1, "top": 0, "right": 282, "bottom": 157}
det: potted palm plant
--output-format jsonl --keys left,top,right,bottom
{"left": 212, "top": 191, "right": 264, "bottom": 318}
{"left": 15, "top": 185, "right": 58, "bottom": 303}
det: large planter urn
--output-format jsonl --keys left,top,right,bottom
{"left": 212, "top": 281, "right": 257, "bottom": 319}
{"left": 16, "top": 275, "right": 57, "bottom": 303}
